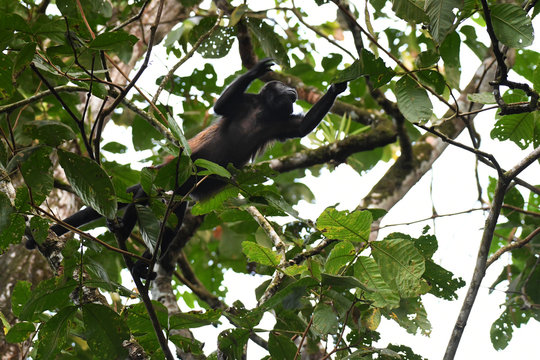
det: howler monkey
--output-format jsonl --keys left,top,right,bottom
{"left": 25, "top": 58, "right": 347, "bottom": 280}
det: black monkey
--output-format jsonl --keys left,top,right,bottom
{"left": 26, "top": 58, "right": 347, "bottom": 280}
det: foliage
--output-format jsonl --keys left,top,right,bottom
{"left": 0, "top": 0, "right": 538, "bottom": 359}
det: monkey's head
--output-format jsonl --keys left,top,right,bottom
{"left": 259, "top": 81, "right": 298, "bottom": 116}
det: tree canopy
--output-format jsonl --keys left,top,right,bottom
{"left": 0, "top": 0, "right": 538, "bottom": 359}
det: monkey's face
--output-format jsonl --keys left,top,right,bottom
{"left": 260, "top": 81, "right": 297, "bottom": 115}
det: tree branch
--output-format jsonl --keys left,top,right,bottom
{"left": 486, "top": 227, "right": 540, "bottom": 268}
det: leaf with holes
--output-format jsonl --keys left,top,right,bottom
{"left": 316, "top": 207, "right": 372, "bottom": 242}
{"left": 490, "top": 4, "right": 534, "bottom": 49}
{"left": 58, "top": 150, "right": 116, "bottom": 219}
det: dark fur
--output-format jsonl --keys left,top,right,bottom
{"left": 26, "top": 58, "right": 347, "bottom": 280}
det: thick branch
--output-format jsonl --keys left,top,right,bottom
{"left": 443, "top": 178, "right": 508, "bottom": 359}
{"left": 265, "top": 118, "right": 396, "bottom": 173}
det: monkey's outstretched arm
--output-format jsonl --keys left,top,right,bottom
{"left": 214, "top": 58, "right": 274, "bottom": 115}
{"left": 284, "top": 82, "right": 348, "bottom": 138}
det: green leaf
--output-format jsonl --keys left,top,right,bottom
{"left": 11, "top": 281, "right": 32, "bottom": 317}
{"left": 316, "top": 208, "right": 372, "bottom": 242}
{"left": 247, "top": 18, "right": 289, "bottom": 67}
{"left": 132, "top": 114, "right": 164, "bottom": 151}
{"left": 371, "top": 238, "right": 426, "bottom": 297}
{"left": 191, "top": 186, "right": 238, "bottom": 215}
{"left": 490, "top": 4, "right": 534, "bottom": 49}
{"left": 395, "top": 75, "right": 433, "bottom": 123}
{"left": 0, "top": 191, "right": 14, "bottom": 233}
{"left": 195, "top": 158, "right": 231, "bottom": 178}
{"left": 321, "top": 273, "right": 369, "bottom": 291}
{"left": 242, "top": 242, "right": 280, "bottom": 267}
{"left": 36, "top": 306, "right": 78, "bottom": 360}
{"left": 268, "top": 332, "right": 297, "bottom": 360}
{"left": 19, "top": 278, "right": 77, "bottom": 321}
{"left": 491, "top": 110, "right": 538, "bottom": 150}
{"left": 135, "top": 205, "right": 160, "bottom": 252}
{"left": 23, "top": 121, "right": 76, "bottom": 147}
{"left": 190, "top": 17, "right": 235, "bottom": 59}
{"left": 169, "top": 335, "right": 204, "bottom": 355}
{"left": 170, "top": 309, "right": 222, "bottom": 329}
{"left": 218, "top": 328, "right": 250, "bottom": 360}
{"left": 416, "top": 49, "right": 440, "bottom": 68}
{"left": 13, "top": 42, "right": 36, "bottom": 76}
{"left": 461, "top": 25, "right": 489, "bottom": 60}
{"left": 416, "top": 69, "right": 446, "bottom": 95}
{"left": 312, "top": 303, "right": 338, "bottom": 334}
{"left": 230, "top": 4, "right": 249, "bottom": 26}
{"left": 491, "top": 309, "right": 515, "bottom": 350}
{"left": 360, "top": 49, "right": 395, "bottom": 88}
{"left": 259, "top": 277, "right": 318, "bottom": 310}
{"left": 82, "top": 303, "right": 129, "bottom": 360}
{"left": 102, "top": 141, "right": 127, "bottom": 154}
{"left": 88, "top": 31, "right": 138, "bottom": 50}
{"left": 29, "top": 216, "right": 49, "bottom": 246}
{"left": 354, "top": 256, "right": 401, "bottom": 308}
{"left": 423, "top": 260, "right": 465, "bottom": 300}
{"left": 58, "top": 150, "right": 117, "bottom": 219}
{"left": 332, "top": 60, "right": 363, "bottom": 83}
{"left": 468, "top": 92, "right": 496, "bottom": 104}
{"left": 425, "top": 0, "right": 462, "bottom": 44}
{"left": 19, "top": 146, "right": 54, "bottom": 202}
{"left": 440, "top": 31, "right": 461, "bottom": 88}
{"left": 513, "top": 50, "right": 540, "bottom": 82}
{"left": 325, "top": 241, "right": 356, "bottom": 274}
{"left": 392, "top": 0, "right": 429, "bottom": 23}
{"left": 5, "top": 321, "right": 35, "bottom": 343}
{"left": 167, "top": 114, "right": 191, "bottom": 156}
{"left": 154, "top": 154, "right": 192, "bottom": 192}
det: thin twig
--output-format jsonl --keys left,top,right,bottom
{"left": 486, "top": 227, "right": 540, "bottom": 268}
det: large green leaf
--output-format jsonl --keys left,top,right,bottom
{"left": 247, "top": 18, "right": 289, "bottom": 67}
{"left": 491, "top": 103, "right": 538, "bottom": 150}
{"left": 316, "top": 208, "right": 372, "bottom": 242}
{"left": 425, "top": 0, "right": 462, "bottom": 44}
{"left": 242, "top": 241, "right": 280, "bottom": 267}
{"left": 36, "top": 306, "right": 78, "bottom": 360}
{"left": 170, "top": 309, "right": 221, "bottom": 329}
{"left": 371, "top": 238, "right": 426, "bottom": 298}
{"left": 312, "top": 303, "right": 338, "bottom": 335}
{"left": 440, "top": 31, "right": 461, "bottom": 89}
{"left": 190, "top": 16, "right": 235, "bottom": 59}
{"left": 135, "top": 205, "right": 160, "bottom": 252}
{"left": 395, "top": 76, "right": 433, "bottom": 123}
{"left": 354, "top": 256, "right": 401, "bottom": 308}
{"left": 13, "top": 42, "right": 36, "bottom": 76}
{"left": 88, "top": 31, "right": 138, "bottom": 50}
{"left": 82, "top": 304, "right": 129, "bottom": 360}
{"left": 57, "top": 150, "right": 117, "bottom": 219}
{"left": 392, "top": 0, "right": 429, "bottom": 23}
{"left": 490, "top": 4, "right": 534, "bottom": 49}
{"left": 218, "top": 328, "right": 250, "bottom": 360}
{"left": 324, "top": 240, "right": 356, "bottom": 274}
{"left": 23, "top": 120, "right": 76, "bottom": 147}
{"left": 461, "top": 25, "right": 489, "bottom": 60}
{"left": 19, "top": 278, "right": 77, "bottom": 321}
{"left": 268, "top": 332, "right": 297, "bottom": 360}
{"left": 513, "top": 50, "right": 540, "bottom": 82}
{"left": 18, "top": 146, "right": 54, "bottom": 203}
{"left": 5, "top": 321, "right": 35, "bottom": 343}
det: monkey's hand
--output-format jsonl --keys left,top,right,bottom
{"left": 330, "top": 81, "right": 348, "bottom": 94}
{"left": 249, "top": 58, "right": 274, "bottom": 78}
